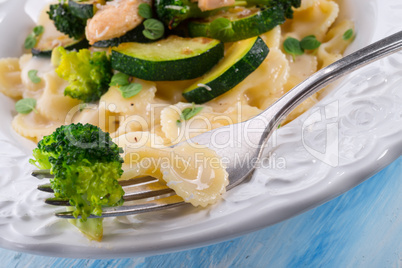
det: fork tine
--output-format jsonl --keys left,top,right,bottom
{"left": 119, "top": 176, "right": 157, "bottom": 186}
{"left": 34, "top": 170, "right": 184, "bottom": 217}
{"left": 37, "top": 176, "right": 158, "bottom": 193}
{"left": 123, "top": 181, "right": 174, "bottom": 201}
{"left": 43, "top": 178, "right": 175, "bottom": 206}
{"left": 37, "top": 183, "right": 53, "bottom": 193}
{"left": 32, "top": 169, "right": 53, "bottom": 179}
{"left": 55, "top": 195, "right": 185, "bottom": 218}
{"left": 32, "top": 169, "right": 158, "bottom": 185}
{"left": 45, "top": 181, "right": 175, "bottom": 206}
{"left": 45, "top": 197, "right": 70, "bottom": 206}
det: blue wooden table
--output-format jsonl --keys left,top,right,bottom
{"left": 0, "top": 157, "right": 400, "bottom": 267}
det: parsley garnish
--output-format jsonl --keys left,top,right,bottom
{"left": 343, "top": 29, "right": 354, "bottom": 41}
{"left": 210, "top": 18, "right": 235, "bottom": 40}
{"left": 33, "top": 25, "right": 44, "bottom": 36}
{"left": 283, "top": 37, "right": 304, "bottom": 60}
{"left": 110, "top": 73, "right": 142, "bottom": 99}
{"left": 24, "top": 25, "right": 44, "bottom": 49}
{"left": 110, "top": 72, "right": 130, "bottom": 87}
{"left": 284, "top": 35, "right": 322, "bottom": 59}
{"left": 118, "top": 83, "right": 142, "bottom": 99}
{"left": 15, "top": 98, "right": 37, "bottom": 114}
{"left": 28, "top": 70, "right": 41, "bottom": 84}
{"left": 300, "top": 35, "right": 321, "bottom": 50}
{"left": 143, "top": 19, "right": 165, "bottom": 40}
{"left": 138, "top": 3, "right": 153, "bottom": 19}
{"left": 177, "top": 103, "right": 203, "bottom": 124}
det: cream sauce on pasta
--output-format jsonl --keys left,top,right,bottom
{"left": 0, "top": 0, "right": 354, "bottom": 206}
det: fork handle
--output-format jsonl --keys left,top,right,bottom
{"left": 254, "top": 30, "right": 402, "bottom": 155}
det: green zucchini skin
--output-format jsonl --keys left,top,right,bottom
{"left": 92, "top": 23, "right": 153, "bottom": 48}
{"left": 188, "top": 6, "right": 286, "bottom": 43}
{"left": 31, "top": 37, "right": 89, "bottom": 57}
{"left": 110, "top": 38, "right": 224, "bottom": 81}
{"left": 68, "top": 0, "right": 97, "bottom": 19}
{"left": 182, "top": 36, "right": 269, "bottom": 104}
{"left": 155, "top": 0, "right": 217, "bottom": 29}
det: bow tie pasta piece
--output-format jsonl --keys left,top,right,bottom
{"left": 206, "top": 47, "right": 289, "bottom": 114}
{"left": 317, "top": 20, "right": 355, "bottom": 68}
{"left": 260, "top": 26, "right": 282, "bottom": 50}
{"left": 282, "top": 0, "right": 339, "bottom": 41}
{"left": 36, "top": 72, "right": 81, "bottom": 122}
{"left": 242, "top": 48, "right": 290, "bottom": 110}
{"left": 100, "top": 78, "right": 157, "bottom": 115}
{"left": 122, "top": 142, "right": 229, "bottom": 207}
{"left": 160, "top": 102, "right": 228, "bottom": 145}
{"left": 12, "top": 112, "right": 62, "bottom": 142}
{"left": 0, "top": 58, "right": 25, "bottom": 99}
{"left": 19, "top": 54, "right": 55, "bottom": 96}
{"left": 164, "top": 143, "right": 229, "bottom": 206}
{"left": 71, "top": 102, "right": 120, "bottom": 134}
{"left": 113, "top": 131, "right": 165, "bottom": 153}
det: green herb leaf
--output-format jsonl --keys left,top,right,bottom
{"left": 143, "top": 19, "right": 164, "bottom": 40}
{"left": 110, "top": 72, "right": 130, "bottom": 87}
{"left": 179, "top": 104, "right": 203, "bottom": 123}
{"left": 28, "top": 70, "right": 41, "bottom": 84}
{"left": 24, "top": 34, "right": 37, "bottom": 49}
{"left": 283, "top": 37, "right": 304, "bottom": 59}
{"left": 300, "top": 35, "right": 321, "bottom": 50}
{"left": 343, "top": 29, "right": 354, "bottom": 40}
{"left": 210, "top": 18, "right": 235, "bottom": 40}
{"left": 138, "top": 3, "right": 153, "bottom": 19}
{"left": 118, "top": 83, "right": 142, "bottom": 99}
{"left": 24, "top": 25, "right": 44, "bottom": 49}
{"left": 15, "top": 98, "right": 37, "bottom": 114}
{"left": 33, "top": 25, "right": 44, "bottom": 36}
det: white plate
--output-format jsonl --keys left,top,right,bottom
{"left": 0, "top": 0, "right": 401, "bottom": 258}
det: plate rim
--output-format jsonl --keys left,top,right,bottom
{"left": 0, "top": 0, "right": 401, "bottom": 258}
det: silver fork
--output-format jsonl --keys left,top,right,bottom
{"left": 34, "top": 30, "right": 402, "bottom": 219}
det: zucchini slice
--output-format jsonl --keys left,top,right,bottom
{"left": 111, "top": 36, "right": 224, "bottom": 81}
{"left": 188, "top": 6, "right": 286, "bottom": 42}
{"left": 32, "top": 36, "right": 88, "bottom": 57}
{"left": 182, "top": 36, "right": 269, "bottom": 103}
{"left": 68, "top": 0, "right": 105, "bottom": 19}
{"left": 31, "top": 5, "right": 90, "bottom": 57}
{"left": 93, "top": 23, "right": 153, "bottom": 48}
{"left": 32, "top": 29, "right": 89, "bottom": 57}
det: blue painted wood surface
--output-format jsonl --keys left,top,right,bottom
{"left": 0, "top": 157, "right": 400, "bottom": 267}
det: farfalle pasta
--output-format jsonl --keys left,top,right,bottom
{"left": 0, "top": 0, "right": 354, "bottom": 208}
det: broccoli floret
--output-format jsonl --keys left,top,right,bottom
{"left": 156, "top": 0, "right": 214, "bottom": 29}
{"left": 246, "top": 0, "right": 301, "bottom": 18}
{"left": 47, "top": 3, "right": 86, "bottom": 39}
{"left": 30, "top": 123, "right": 125, "bottom": 221}
{"left": 271, "top": 0, "right": 301, "bottom": 19}
{"left": 55, "top": 47, "right": 113, "bottom": 103}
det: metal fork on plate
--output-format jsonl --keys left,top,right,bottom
{"left": 33, "top": 30, "right": 402, "bottom": 219}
